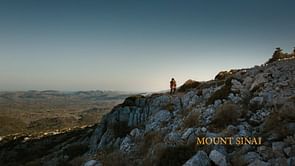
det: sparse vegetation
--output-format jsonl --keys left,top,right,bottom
{"left": 0, "top": 91, "right": 124, "bottom": 136}
{"left": 230, "top": 153, "right": 247, "bottom": 166}
{"left": 63, "top": 144, "right": 89, "bottom": 160}
{"left": 156, "top": 144, "right": 195, "bottom": 166}
{"left": 163, "top": 103, "right": 175, "bottom": 112}
{"left": 101, "top": 150, "right": 131, "bottom": 166}
{"left": 183, "top": 111, "right": 200, "bottom": 128}
{"left": 122, "top": 95, "right": 145, "bottom": 106}
{"left": 110, "top": 121, "right": 133, "bottom": 138}
{"left": 138, "top": 131, "right": 165, "bottom": 155}
{"left": 178, "top": 79, "right": 201, "bottom": 92}
{"left": 206, "top": 77, "right": 232, "bottom": 106}
{"left": 214, "top": 70, "right": 239, "bottom": 80}
{"left": 211, "top": 102, "right": 241, "bottom": 128}
{"left": 261, "top": 101, "right": 295, "bottom": 138}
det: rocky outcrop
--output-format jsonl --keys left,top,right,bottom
{"left": 86, "top": 58, "right": 295, "bottom": 166}
{"left": 1, "top": 57, "right": 294, "bottom": 166}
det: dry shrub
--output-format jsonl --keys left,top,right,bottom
{"left": 206, "top": 78, "right": 232, "bottom": 106}
{"left": 278, "top": 101, "right": 295, "bottom": 120}
{"left": 101, "top": 150, "right": 131, "bottom": 166}
{"left": 122, "top": 95, "right": 145, "bottom": 106}
{"left": 138, "top": 132, "right": 164, "bottom": 155}
{"left": 63, "top": 144, "right": 88, "bottom": 160}
{"left": 261, "top": 101, "right": 295, "bottom": 138}
{"left": 230, "top": 153, "right": 247, "bottom": 166}
{"left": 183, "top": 111, "right": 200, "bottom": 128}
{"left": 163, "top": 103, "right": 175, "bottom": 113}
{"left": 178, "top": 79, "right": 201, "bottom": 92}
{"left": 110, "top": 121, "right": 132, "bottom": 138}
{"left": 156, "top": 144, "right": 195, "bottom": 166}
{"left": 68, "top": 156, "right": 88, "bottom": 166}
{"left": 211, "top": 102, "right": 240, "bottom": 128}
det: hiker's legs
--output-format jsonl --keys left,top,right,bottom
{"left": 172, "top": 88, "right": 176, "bottom": 94}
{"left": 170, "top": 88, "right": 172, "bottom": 95}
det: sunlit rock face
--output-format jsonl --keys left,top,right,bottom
{"left": 83, "top": 58, "right": 295, "bottom": 166}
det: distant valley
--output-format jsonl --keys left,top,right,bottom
{"left": 0, "top": 90, "right": 132, "bottom": 137}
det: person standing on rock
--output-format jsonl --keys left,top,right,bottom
{"left": 170, "top": 78, "right": 177, "bottom": 95}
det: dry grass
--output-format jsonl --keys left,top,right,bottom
{"left": 230, "top": 153, "right": 247, "bottom": 166}
{"left": 163, "top": 103, "right": 175, "bottom": 113}
{"left": 183, "top": 111, "right": 200, "bottom": 128}
{"left": 156, "top": 144, "right": 196, "bottom": 166}
{"left": 138, "top": 131, "right": 165, "bottom": 155}
{"left": 178, "top": 79, "right": 201, "bottom": 92}
{"left": 211, "top": 102, "right": 241, "bottom": 128}
{"left": 261, "top": 101, "right": 295, "bottom": 138}
{"left": 122, "top": 95, "right": 145, "bottom": 106}
{"left": 0, "top": 91, "right": 123, "bottom": 136}
{"left": 101, "top": 150, "right": 131, "bottom": 166}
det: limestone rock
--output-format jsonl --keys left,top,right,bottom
{"left": 181, "top": 128, "right": 195, "bottom": 140}
{"left": 242, "top": 152, "right": 262, "bottom": 165}
{"left": 248, "top": 159, "right": 270, "bottom": 166}
{"left": 83, "top": 160, "right": 102, "bottom": 166}
{"left": 183, "top": 151, "right": 211, "bottom": 166}
{"left": 209, "top": 150, "right": 227, "bottom": 166}
{"left": 120, "top": 136, "right": 134, "bottom": 153}
{"left": 250, "top": 73, "right": 268, "bottom": 91}
{"left": 231, "top": 79, "right": 243, "bottom": 92}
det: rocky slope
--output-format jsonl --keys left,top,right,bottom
{"left": 1, "top": 57, "right": 294, "bottom": 166}
{"left": 86, "top": 58, "right": 295, "bottom": 166}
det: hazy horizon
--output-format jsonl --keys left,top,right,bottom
{"left": 1, "top": 0, "right": 294, "bottom": 92}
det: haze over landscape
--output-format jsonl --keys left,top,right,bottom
{"left": 1, "top": 1, "right": 295, "bottom": 166}
{"left": 1, "top": 0, "right": 294, "bottom": 92}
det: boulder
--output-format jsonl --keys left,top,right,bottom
{"left": 249, "top": 96, "right": 264, "bottom": 110}
{"left": 164, "top": 131, "right": 182, "bottom": 144}
{"left": 145, "top": 110, "right": 171, "bottom": 132}
{"left": 120, "top": 136, "right": 134, "bottom": 153}
{"left": 243, "top": 76, "right": 253, "bottom": 89}
{"left": 248, "top": 159, "right": 270, "bottom": 166}
{"left": 250, "top": 73, "right": 268, "bottom": 91}
{"left": 231, "top": 79, "right": 243, "bottom": 92}
{"left": 269, "top": 157, "right": 288, "bottom": 166}
{"left": 83, "top": 160, "right": 102, "bottom": 166}
{"left": 242, "top": 152, "right": 262, "bottom": 165}
{"left": 130, "top": 128, "right": 142, "bottom": 138}
{"left": 183, "top": 150, "right": 211, "bottom": 166}
{"left": 209, "top": 150, "right": 227, "bottom": 166}
{"left": 181, "top": 128, "right": 196, "bottom": 140}
{"left": 257, "top": 146, "right": 274, "bottom": 160}
{"left": 272, "top": 142, "right": 286, "bottom": 157}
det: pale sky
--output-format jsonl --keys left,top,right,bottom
{"left": 0, "top": 0, "right": 294, "bottom": 92}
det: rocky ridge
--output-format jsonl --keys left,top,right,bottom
{"left": 0, "top": 57, "right": 294, "bottom": 166}
{"left": 85, "top": 58, "right": 295, "bottom": 165}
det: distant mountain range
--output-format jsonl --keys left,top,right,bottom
{"left": 0, "top": 90, "right": 133, "bottom": 102}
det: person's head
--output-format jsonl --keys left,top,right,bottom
{"left": 171, "top": 78, "right": 174, "bottom": 81}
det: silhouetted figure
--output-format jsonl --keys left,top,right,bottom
{"left": 170, "top": 78, "right": 176, "bottom": 95}
{"left": 293, "top": 47, "right": 295, "bottom": 55}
